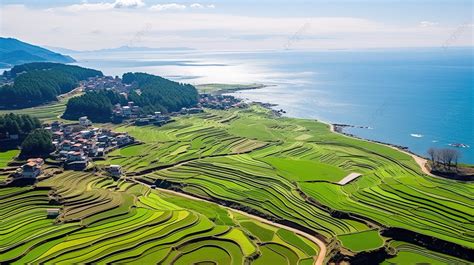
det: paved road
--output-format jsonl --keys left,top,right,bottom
{"left": 131, "top": 178, "right": 327, "bottom": 265}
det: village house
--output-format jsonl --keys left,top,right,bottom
{"left": 61, "top": 140, "right": 72, "bottom": 151}
{"left": 107, "top": 165, "right": 123, "bottom": 177}
{"left": 49, "top": 124, "right": 135, "bottom": 171}
{"left": 52, "top": 131, "right": 64, "bottom": 141}
{"left": 17, "top": 158, "right": 44, "bottom": 178}
{"left": 67, "top": 151, "right": 85, "bottom": 162}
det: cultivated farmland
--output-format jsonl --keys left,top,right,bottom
{"left": 1, "top": 105, "right": 472, "bottom": 264}
{"left": 104, "top": 105, "right": 472, "bottom": 262}
{"left": 0, "top": 171, "right": 319, "bottom": 264}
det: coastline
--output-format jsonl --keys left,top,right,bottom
{"left": 222, "top": 84, "right": 441, "bottom": 178}
{"left": 327, "top": 121, "right": 434, "bottom": 177}
{"left": 196, "top": 83, "right": 269, "bottom": 95}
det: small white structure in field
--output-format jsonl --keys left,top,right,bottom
{"left": 108, "top": 165, "right": 123, "bottom": 177}
{"left": 46, "top": 208, "right": 60, "bottom": 218}
{"left": 337, "top": 173, "right": 362, "bottom": 185}
{"left": 79, "top": 116, "right": 92, "bottom": 126}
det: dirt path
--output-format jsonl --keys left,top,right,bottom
{"left": 387, "top": 146, "right": 435, "bottom": 177}
{"left": 131, "top": 179, "right": 327, "bottom": 265}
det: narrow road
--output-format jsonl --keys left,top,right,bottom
{"left": 130, "top": 178, "right": 327, "bottom": 265}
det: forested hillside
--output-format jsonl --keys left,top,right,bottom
{"left": 0, "top": 113, "right": 41, "bottom": 137}
{"left": 0, "top": 63, "right": 102, "bottom": 109}
{"left": 123, "top": 72, "right": 198, "bottom": 113}
{"left": 63, "top": 90, "right": 126, "bottom": 122}
{"left": 63, "top": 73, "right": 198, "bottom": 122}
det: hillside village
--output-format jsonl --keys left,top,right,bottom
{"left": 78, "top": 75, "right": 247, "bottom": 124}
{"left": 4, "top": 77, "right": 250, "bottom": 184}
{"left": 11, "top": 120, "right": 135, "bottom": 181}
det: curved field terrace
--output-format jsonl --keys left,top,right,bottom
{"left": 1, "top": 105, "right": 472, "bottom": 264}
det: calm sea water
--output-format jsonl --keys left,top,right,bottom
{"left": 73, "top": 48, "right": 473, "bottom": 163}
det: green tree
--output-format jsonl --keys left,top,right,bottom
{"left": 0, "top": 113, "right": 41, "bottom": 136}
{"left": 20, "top": 129, "right": 54, "bottom": 158}
{"left": 0, "top": 62, "right": 103, "bottom": 108}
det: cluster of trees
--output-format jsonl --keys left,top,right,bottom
{"left": 0, "top": 113, "right": 51, "bottom": 158}
{"left": 63, "top": 90, "right": 127, "bottom": 122}
{"left": 63, "top": 73, "right": 198, "bottom": 122}
{"left": 0, "top": 62, "right": 102, "bottom": 108}
{"left": 4, "top": 62, "right": 100, "bottom": 79}
{"left": 0, "top": 113, "right": 41, "bottom": 137}
{"left": 123, "top": 72, "right": 198, "bottom": 113}
{"left": 427, "top": 147, "right": 461, "bottom": 171}
{"left": 20, "top": 129, "right": 53, "bottom": 158}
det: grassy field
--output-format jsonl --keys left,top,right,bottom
{"left": 0, "top": 149, "right": 19, "bottom": 182}
{"left": 1, "top": 104, "right": 471, "bottom": 263}
{"left": 0, "top": 149, "right": 18, "bottom": 169}
{"left": 0, "top": 90, "right": 81, "bottom": 122}
{"left": 0, "top": 171, "right": 319, "bottom": 264}
{"left": 100, "top": 105, "right": 472, "bottom": 262}
{"left": 337, "top": 230, "right": 384, "bottom": 252}
{"left": 196, "top": 83, "right": 265, "bottom": 94}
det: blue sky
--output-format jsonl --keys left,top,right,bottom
{"left": 1, "top": 0, "right": 472, "bottom": 50}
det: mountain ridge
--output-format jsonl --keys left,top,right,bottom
{"left": 0, "top": 37, "right": 75, "bottom": 67}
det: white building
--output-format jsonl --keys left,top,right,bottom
{"left": 108, "top": 165, "right": 122, "bottom": 177}
{"left": 79, "top": 116, "right": 92, "bottom": 126}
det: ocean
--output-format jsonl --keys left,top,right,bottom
{"left": 72, "top": 48, "right": 474, "bottom": 163}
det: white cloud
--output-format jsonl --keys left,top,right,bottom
{"left": 2, "top": 4, "right": 471, "bottom": 51}
{"left": 149, "top": 3, "right": 186, "bottom": 11}
{"left": 419, "top": 21, "right": 438, "bottom": 27}
{"left": 190, "top": 3, "right": 215, "bottom": 9}
{"left": 190, "top": 3, "right": 204, "bottom": 9}
{"left": 58, "top": 2, "right": 114, "bottom": 12}
{"left": 50, "top": 0, "right": 145, "bottom": 12}
{"left": 114, "top": 0, "right": 145, "bottom": 8}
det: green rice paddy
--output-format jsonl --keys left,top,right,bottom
{"left": 0, "top": 91, "right": 80, "bottom": 122}
{"left": 337, "top": 230, "right": 384, "bottom": 252}
{"left": 104, "top": 105, "right": 472, "bottom": 262}
{"left": 0, "top": 171, "right": 319, "bottom": 264}
{"left": 1, "top": 104, "right": 472, "bottom": 264}
{"left": 0, "top": 149, "right": 18, "bottom": 169}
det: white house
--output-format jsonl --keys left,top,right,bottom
{"left": 108, "top": 165, "right": 122, "bottom": 177}
{"left": 79, "top": 116, "right": 92, "bottom": 127}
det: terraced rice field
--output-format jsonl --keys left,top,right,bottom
{"left": 2, "top": 105, "right": 471, "bottom": 263}
{"left": 337, "top": 230, "right": 384, "bottom": 252}
{"left": 0, "top": 171, "right": 320, "bottom": 264}
{"left": 0, "top": 89, "right": 80, "bottom": 122}
{"left": 101, "top": 105, "right": 473, "bottom": 262}
{"left": 382, "top": 241, "right": 470, "bottom": 265}
{"left": 0, "top": 150, "right": 18, "bottom": 169}
{"left": 0, "top": 150, "right": 19, "bottom": 182}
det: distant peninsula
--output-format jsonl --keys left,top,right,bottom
{"left": 0, "top": 37, "right": 75, "bottom": 68}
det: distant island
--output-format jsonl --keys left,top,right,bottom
{"left": 47, "top": 45, "right": 195, "bottom": 54}
{"left": 0, "top": 38, "right": 75, "bottom": 68}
